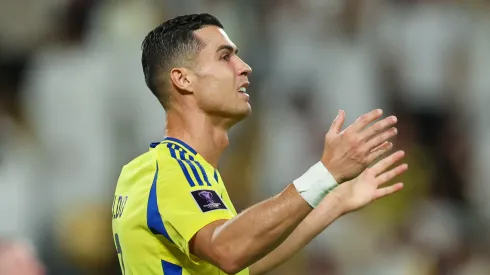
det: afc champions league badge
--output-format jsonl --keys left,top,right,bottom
{"left": 191, "top": 189, "right": 227, "bottom": 212}
{"left": 199, "top": 191, "right": 214, "bottom": 203}
{"left": 198, "top": 191, "right": 222, "bottom": 209}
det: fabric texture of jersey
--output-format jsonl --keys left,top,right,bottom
{"left": 112, "top": 137, "right": 249, "bottom": 275}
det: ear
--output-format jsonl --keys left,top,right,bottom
{"left": 170, "top": 67, "right": 194, "bottom": 93}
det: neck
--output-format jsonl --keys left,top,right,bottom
{"left": 165, "top": 109, "right": 230, "bottom": 168}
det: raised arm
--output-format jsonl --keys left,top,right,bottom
{"left": 249, "top": 150, "right": 407, "bottom": 275}
{"left": 190, "top": 109, "right": 399, "bottom": 274}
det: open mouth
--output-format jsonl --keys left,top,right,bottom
{"left": 238, "top": 87, "right": 247, "bottom": 94}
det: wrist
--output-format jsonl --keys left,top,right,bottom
{"left": 293, "top": 161, "right": 339, "bottom": 208}
{"left": 323, "top": 189, "right": 349, "bottom": 216}
{"left": 320, "top": 160, "right": 344, "bottom": 183}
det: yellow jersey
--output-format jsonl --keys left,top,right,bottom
{"left": 112, "top": 137, "right": 249, "bottom": 275}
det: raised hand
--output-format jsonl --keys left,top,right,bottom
{"left": 327, "top": 150, "right": 408, "bottom": 215}
{"left": 321, "top": 109, "right": 398, "bottom": 183}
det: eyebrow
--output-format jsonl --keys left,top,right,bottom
{"left": 216, "top": 45, "right": 238, "bottom": 55}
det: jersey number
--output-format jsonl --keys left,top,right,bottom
{"left": 114, "top": 233, "right": 126, "bottom": 274}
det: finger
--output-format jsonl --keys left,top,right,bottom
{"left": 375, "top": 163, "right": 408, "bottom": 186}
{"left": 328, "top": 110, "right": 345, "bottom": 134}
{"left": 348, "top": 109, "right": 383, "bottom": 133}
{"left": 361, "top": 115, "right": 397, "bottom": 141}
{"left": 370, "top": 141, "right": 390, "bottom": 153}
{"left": 374, "top": 183, "right": 404, "bottom": 200}
{"left": 370, "top": 150, "right": 405, "bottom": 176}
{"left": 364, "top": 127, "right": 398, "bottom": 152}
{"left": 366, "top": 142, "right": 393, "bottom": 164}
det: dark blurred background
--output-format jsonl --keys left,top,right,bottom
{"left": 1, "top": 0, "right": 490, "bottom": 274}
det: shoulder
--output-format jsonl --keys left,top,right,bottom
{"left": 152, "top": 144, "right": 192, "bottom": 189}
{"left": 118, "top": 146, "right": 180, "bottom": 184}
{"left": 154, "top": 144, "right": 185, "bottom": 174}
{"left": 120, "top": 143, "right": 177, "bottom": 170}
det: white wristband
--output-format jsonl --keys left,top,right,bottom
{"left": 293, "top": 161, "right": 338, "bottom": 208}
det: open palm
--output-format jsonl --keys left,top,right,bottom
{"left": 328, "top": 150, "right": 408, "bottom": 215}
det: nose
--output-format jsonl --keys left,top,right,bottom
{"left": 237, "top": 58, "right": 252, "bottom": 76}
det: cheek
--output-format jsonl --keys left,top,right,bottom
{"left": 194, "top": 78, "right": 224, "bottom": 108}
{"left": 206, "top": 66, "right": 235, "bottom": 90}
{"left": 195, "top": 63, "right": 236, "bottom": 101}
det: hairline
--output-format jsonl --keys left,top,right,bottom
{"left": 154, "top": 28, "right": 210, "bottom": 110}
{"left": 142, "top": 14, "right": 225, "bottom": 110}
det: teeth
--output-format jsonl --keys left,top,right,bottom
{"left": 238, "top": 87, "right": 247, "bottom": 93}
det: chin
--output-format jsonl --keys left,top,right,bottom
{"left": 232, "top": 108, "right": 251, "bottom": 120}
{"left": 237, "top": 103, "right": 252, "bottom": 117}
{"left": 224, "top": 105, "right": 252, "bottom": 126}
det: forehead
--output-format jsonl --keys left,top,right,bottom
{"left": 194, "top": 26, "right": 236, "bottom": 53}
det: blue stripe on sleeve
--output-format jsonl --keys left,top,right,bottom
{"left": 176, "top": 159, "right": 196, "bottom": 187}
{"left": 161, "top": 260, "right": 182, "bottom": 275}
{"left": 194, "top": 161, "right": 212, "bottom": 186}
{"left": 167, "top": 144, "right": 177, "bottom": 158}
{"left": 179, "top": 149, "right": 186, "bottom": 160}
{"left": 184, "top": 160, "right": 204, "bottom": 186}
{"left": 167, "top": 144, "right": 196, "bottom": 187}
{"left": 147, "top": 163, "right": 174, "bottom": 244}
{"left": 175, "top": 146, "right": 209, "bottom": 186}
{"left": 214, "top": 170, "right": 219, "bottom": 183}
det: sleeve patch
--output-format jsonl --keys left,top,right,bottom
{"left": 191, "top": 190, "right": 227, "bottom": 213}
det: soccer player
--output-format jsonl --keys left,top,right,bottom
{"left": 112, "top": 14, "right": 407, "bottom": 275}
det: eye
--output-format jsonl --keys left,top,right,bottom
{"left": 221, "top": 54, "right": 231, "bottom": 61}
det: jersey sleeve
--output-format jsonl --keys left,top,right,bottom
{"left": 155, "top": 159, "right": 234, "bottom": 259}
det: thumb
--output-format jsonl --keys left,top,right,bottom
{"left": 329, "top": 110, "right": 345, "bottom": 134}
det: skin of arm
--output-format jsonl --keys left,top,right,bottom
{"left": 190, "top": 109, "right": 402, "bottom": 274}
{"left": 191, "top": 184, "right": 312, "bottom": 274}
{"left": 249, "top": 192, "right": 344, "bottom": 275}
{"left": 249, "top": 150, "right": 407, "bottom": 275}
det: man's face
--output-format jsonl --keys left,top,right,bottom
{"left": 191, "top": 26, "right": 252, "bottom": 121}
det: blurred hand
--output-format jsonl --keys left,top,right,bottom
{"left": 0, "top": 242, "right": 45, "bottom": 275}
{"left": 321, "top": 109, "right": 398, "bottom": 183}
{"left": 328, "top": 150, "right": 407, "bottom": 215}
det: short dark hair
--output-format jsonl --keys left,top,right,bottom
{"left": 141, "top": 13, "right": 224, "bottom": 109}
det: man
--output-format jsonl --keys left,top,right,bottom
{"left": 112, "top": 13, "right": 406, "bottom": 275}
